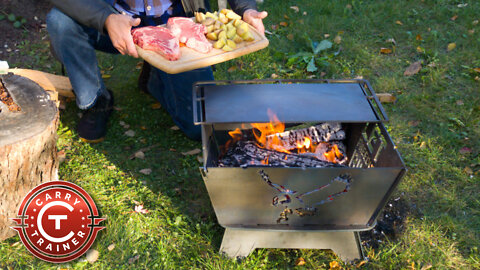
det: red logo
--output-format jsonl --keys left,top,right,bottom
{"left": 11, "top": 181, "right": 105, "bottom": 263}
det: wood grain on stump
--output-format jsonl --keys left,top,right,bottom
{"left": 0, "top": 73, "right": 59, "bottom": 241}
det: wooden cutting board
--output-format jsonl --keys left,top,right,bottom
{"left": 136, "top": 23, "right": 269, "bottom": 74}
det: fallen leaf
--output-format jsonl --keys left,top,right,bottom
{"left": 107, "top": 244, "right": 115, "bottom": 251}
{"left": 140, "top": 126, "right": 147, "bottom": 130}
{"left": 169, "top": 148, "right": 176, "bottom": 152}
{"left": 287, "top": 34, "right": 294, "bottom": 40}
{"left": 134, "top": 205, "right": 149, "bottom": 214}
{"left": 357, "top": 260, "right": 367, "bottom": 267}
{"left": 227, "top": 65, "right": 237, "bottom": 72}
{"left": 473, "top": 20, "right": 479, "bottom": 25}
{"left": 334, "top": 35, "right": 342, "bottom": 44}
{"left": 86, "top": 249, "right": 99, "bottom": 264}
{"left": 395, "top": 20, "right": 403, "bottom": 25}
{"left": 101, "top": 74, "right": 111, "bottom": 79}
{"left": 170, "top": 125, "right": 180, "bottom": 130}
{"left": 475, "top": 76, "right": 480, "bottom": 81}
{"left": 329, "top": 260, "right": 341, "bottom": 270}
{"left": 303, "top": 11, "right": 307, "bottom": 16}
{"left": 151, "top": 102, "right": 161, "bottom": 109}
{"left": 271, "top": 24, "right": 278, "bottom": 30}
{"left": 464, "top": 167, "right": 473, "bottom": 175}
{"left": 279, "top": 21, "right": 288, "bottom": 27}
{"left": 182, "top": 148, "right": 201, "bottom": 156}
{"left": 119, "top": 121, "right": 126, "bottom": 127}
{"left": 473, "top": 68, "right": 480, "bottom": 73}
{"left": 408, "top": 120, "right": 420, "bottom": 127}
{"left": 107, "top": 165, "right": 116, "bottom": 170}
{"left": 447, "top": 42, "right": 456, "bottom": 51}
{"left": 135, "top": 61, "right": 143, "bottom": 70}
{"left": 451, "top": 15, "right": 458, "bottom": 21}
{"left": 377, "top": 93, "right": 396, "bottom": 103}
{"left": 404, "top": 61, "right": 422, "bottom": 76}
{"left": 380, "top": 48, "right": 393, "bottom": 54}
{"left": 459, "top": 147, "right": 472, "bottom": 155}
{"left": 124, "top": 130, "right": 135, "bottom": 137}
{"left": 128, "top": 254, "right": 140, "bottom": 264}
{"left": 290, "top": 6, "right": 299, "bottom": 13}
{"left": 295, "top": 257, "right": 306, "bottom": 266}
{"left": 456, "top": 100, "right": 464, "bottom": 105}
{"left": 416, "top": 34, "right": 422, "bottom": 41}
{"left": 134, "top": 151, "right": 145, "bottom": 159}
{"left": 457, "top": 3, "right": 468, "bottom": 8}
{"left": 271, "top": 73, "right": 279, "bottom": 79}
{"left": 469, "top": 29, "right": 475, "bottom": 34}
{"left": 324, "top": 33, "right": 330, "bottom": 38}
{"left": 57, "top": 150, "right": 66, "bottom": 163}
{"left": 420, "top": 141, "right": 427, "bottom": 149}
{"left": 417, "top": 46, "right": 424, "bottom": 53}
{"left": 420, "top": 264, "right": 432, "bottom": 270}
{"left": 123, "top": 124, "right": 130, "bottom": 129}
{"left": 284, "top": 14, "right": 290, "bottom": 20}
{"left": 139, "top": 168, "right": 152, "bottom": 175}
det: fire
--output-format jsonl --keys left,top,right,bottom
{"left": 323, "top": 144, "right": 343, "bottom": 163}
{"left": 251, "top": 109, "right": 289, "bottom": 153}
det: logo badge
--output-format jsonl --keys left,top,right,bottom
{"left": 11, "top": 181, "right": 105, "bottom": 263}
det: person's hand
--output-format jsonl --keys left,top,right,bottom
{"left": 104, "top": 14, "right": 141, "bottom": 58}
{"left": 243, "top": 9, "right": 268, "bottom": 36}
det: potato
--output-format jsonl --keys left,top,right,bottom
{"left": 226, "top": 10, "right": 241, "bottom": 20}
{"left": 202, "top": 17, "right": 215, "bottom": 26}
{"left": 220, "top": 9, "right": 229, "bottom": 15}
{"left": 222, "top": 44, "right": 234, "bottom": 51}
{"left": 241, "top": 31, "right": 255, "bottom": 42}
{"left": 213, "top": 20, "right": 222, "bottom": 30}
{"left": 206, "top": 25, "right": 214, "bottom": 33}
{"left": 218, "top": 13, "right": 229, "bottom": 24}
{"left": 195, "top": 12, "right": 206, "bottom": 23}
{"left": 217, "top": 30, "right": 227, "bottom": 40}
{"left": 233, "top": 19, "right": 243, "bottom": 27}
{"left": 236, "top": 22, "right": 249, "bottom": 36}
{"left": 226, "top": 39, "right": 236, "bottom": 49}
{"left": 205, "top": 12, "right": 218, "bottom": 20}
{"left": 233, "top": 34, "right": 243, "bottom": 43}
{"left": 206, "top": 32, "right": 218, "bottom": 40}
{"left": 227, "top": 27, "right": 237, "bottom": 39}
{"left": 213, "top": 38, "right": 226, "bottom": 49}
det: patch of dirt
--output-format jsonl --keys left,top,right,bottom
{"left": 360, "top": 193, "right": 413, "bottom": 250}
{"left": 0, "top": 0, "right": 54, "bottom": 68}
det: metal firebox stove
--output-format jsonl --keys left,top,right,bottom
{"left": 193, "top": 79, "right": 406, "bottom": 261}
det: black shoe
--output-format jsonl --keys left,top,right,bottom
{"left": 77, "top": 90, "right": 114, "bottom": 143}
{"left": 138, "top": 61, "right": 151, "bottom": 94}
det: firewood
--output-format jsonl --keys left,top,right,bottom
{"left": 8, "top": 68, "right": 75, "bottom": 98}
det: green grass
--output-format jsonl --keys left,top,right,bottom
{"left": 1, "top": 0, "right": 480, "bottom": 268}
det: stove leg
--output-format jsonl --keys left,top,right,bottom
{"left": 220, "top": 228, "right": 364, "bottom": 262}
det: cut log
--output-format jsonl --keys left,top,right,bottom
{"left": 265, "top": 122, "right": 345, "bottom": 151}
{"left": 218, "top": 140, "right": 345, "bottom": 168}
{"left": 0, "top": 73, "right": 59, "bottom": 241}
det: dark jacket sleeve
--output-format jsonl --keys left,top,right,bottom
{"left": 228, "top": 0, "right": 257, "bottom": 17}
{"left": 49, "top": 0, "right": 118, "bottom": 34}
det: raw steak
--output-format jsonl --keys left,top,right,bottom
{"left": 167, "top": 17, "right": 213, "bottom": 54}
{"left": 132, "top": 26, "right": 180, "bottom": 61}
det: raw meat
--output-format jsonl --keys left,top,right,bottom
{"left": 132, "top": 26, "right": 180, "bottom": 61}
{"left": 167, "top": 17, "right": 213, "bottom": 54}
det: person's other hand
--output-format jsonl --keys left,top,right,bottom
{"left": 243, "top": 9, "right": 268, "bottom": 36}
{"left": 104, "top": 14, "right": 141, "bottom": 58}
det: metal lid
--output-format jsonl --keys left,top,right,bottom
{"left": 193, "top": 79, "right": 388, "bottom": 124}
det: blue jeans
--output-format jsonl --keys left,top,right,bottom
{"left": 46, "top": 8, "right": 213, "bottom": 140}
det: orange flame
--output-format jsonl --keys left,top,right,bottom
{"left": 323, "top": 144, "right": 343, "bottom": 163}
{"left": 251, "top": 109, "right": 290, "bottom": 153}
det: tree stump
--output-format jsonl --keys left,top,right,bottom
{"left": 0, "top": 73, "right": 59, "bottom": 241}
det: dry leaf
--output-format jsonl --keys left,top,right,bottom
{"left": 182, "top": 148, "right": 201, "bottom": 156}
{"left": 464, "top": 167, "right": 473, "bottom": 175}
{"left": 324, "top": 33, "right": 331, "bottom": 38}
{"left": 409, "top": 120, "right": 420, "bottom": 127}
{"left": 279, "top": 21, "right": 288, "bottom": 27}
{"left": 451, "top": 15, "right": 458, "bottom": 21}
{"left": 473, "top": 20, "right": 479, "bottom": 25}
{"left": 107, "top": 244, "right": 115, "bottom": 251}
{"left": 169, "top": 148, "right": 176, "bottom": 152}
{"left": 128, "top": 254, "right": 140, "bottom": 264}
{"left": 124, "top": 130, "right": 135, "bottom": 137}
{"left": 139, "top": 168, "right": 152, "bottom": 175}
{"left": 140, "top": 126, "right": 147, "bottom": 130}
{"left": 420, "top": 264, "right": 432, "bottom": 270}
{"left": 271, "top": 73, "right": 279, "bottom": 79}
{"left": 404, "top": 61, "right": 422, "bottom": 76}
{"left": 468, "top": 29, "right": 475, "bottom": 34}
{"left": 134, "top": 205, "right": 149, "bottom": 214}
{"left": 473, "top": 68, "right": 480, "bottom": 73}
{"left": 170, "top": 125, "right": 180, "bottom": 130}
{"left": 57, "top": 150, "right": 66, "bottom": 163}
{"left": 457, "top": 3, "right": 468, "bottom": 8}
{"left": 395, "top": 20, "right": 403, "bottom": 25}
{"left": 377, "top": 93, "right": 396, "bottom": 103}
{"left": 271, "top": 24, "right": 278, "bottom": 30}
{"left": 380, "top": 48, "right": 393, "bottom": 54}
{"left": 290, "top": 6, "right": 299, "bottom": 13}
{"left": 86, "top": 249, "right": 99, "bottom": 264}
{"left": 135, "top": 61, "right": 143, "bottom": 70}
{"left": 227, "top": 65, "right": 237, "bottom": 72}
{"left": 134, "top": 151, "right": 145, "bottom": 159}
{"left": 417, "top": 46, "right": 424, "bottom": 53}
{"left": 113, "top": 106, "right": 122, "bottom": 111}
{"left": 295, "top": 257, "right": 306, "bottom": 266}
{"left": 287, "top": 34, "right": 294, "bottom": 40}
{"left": 416, "top": 34, "right": 422, "bottom": 41}
{"left": 284, "top": 14, "right": 290, "bottom": 20}
{"left": 151, "top": 102, "right": 161, "bottom": 109}
{"left": 329, "top": 260, "right": 342, "bottom": 270}
{"left": 475, "top": 76, "right": 480, "bottom": 81}
{"left": 303, "top": 11, "right": 307, "bottom": 16}
{"left": 334, "top": 35, "right": 342, "bottom": 44}
{"left": 107, "top": 165, "right": 116, "bottom": 170}
{"left": 447, "top": 42, "right": 456, "bottom": 51}
{"left": 101, "top": 74, "right": 111, "bottom": 79}
{"left": 386, "top": 38, "right": 397, "bottom": 45}
{"left": 420, "top": 141, "right": 427, "bottom": 149}
{"left": 459, "top": 147, "right": 472, "bottom": 154}
{"left": 357, "top": 260, "right": 367, "bottom": 267}
{"left": 456, "top": 100, "right": 464, "bottom": 105}
{"left": 320, "top": 72, "right": 326, "bottom": 77}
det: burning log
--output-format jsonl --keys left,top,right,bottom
{"left": 265, "top": 122, "right": 345, "bottom": 151}
{"left": 218, "top": 140, "right": 346, "bottom": 168}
